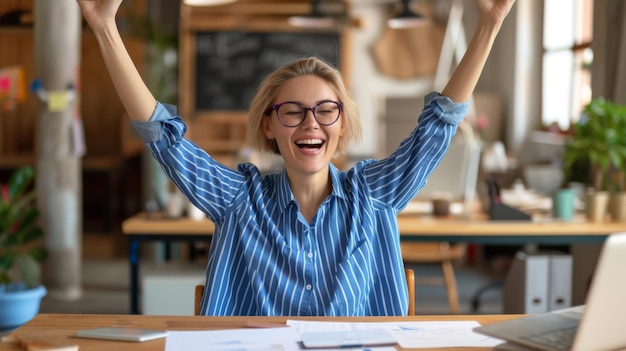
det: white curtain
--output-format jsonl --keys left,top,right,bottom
{"left": 592, "top": 0, "right": 626, "bottom": 104}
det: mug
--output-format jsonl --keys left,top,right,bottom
{"left": 552, "top": 188, "right": 576, "bottom": 221}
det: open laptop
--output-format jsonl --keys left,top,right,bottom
{"left": 474, "top": 232, "right": 626, "bottom": 351}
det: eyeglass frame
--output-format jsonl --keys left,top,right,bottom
{"left": 266, "top": 100, "right": 343, "bottom": 128}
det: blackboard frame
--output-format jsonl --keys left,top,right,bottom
{"left": 194, "top": 31, "right": 342, "bottom": 112}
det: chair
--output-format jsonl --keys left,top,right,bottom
{"left": 401, "top": 242, "right": 464, "bottom": 314}
{"left": 194, "top": 268, "right": 415, "bottom": 316}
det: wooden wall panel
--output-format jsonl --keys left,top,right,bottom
{"left": 0, "top": 0, "right": 35, "bottom": 162}
{"left": 0, "top": 28, "right": 37, "bottom": 158}
{"left": 0, "top": 0, "right": 33, "bottom": 13}
{"left": 81, "top": 33, "right": 145, "bottom": 156}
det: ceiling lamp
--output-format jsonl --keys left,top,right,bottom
{"left": 387, "top": 0, "right": 428, "bottom": 29}
{"left": 288, "top": 0, "right": 337, "bottom": 29}
{"left": 183, "top": 0, "right": 237, "bottom": 6}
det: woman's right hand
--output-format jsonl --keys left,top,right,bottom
{"left": 76, "top": 0, "right": 123, "bottom": 31}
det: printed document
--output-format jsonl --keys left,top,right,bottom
{"left": 287, "top": 320, "right": 503, "bottom": 348}
{"left": 164, "top": 320, "right": 503, "bottom": 350}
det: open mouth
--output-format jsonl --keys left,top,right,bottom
{"left": 295, "top": 139, "right": 324, "bottom": 149}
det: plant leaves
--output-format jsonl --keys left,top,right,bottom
{"left": 16, "top": 254, "right": 40, "bottom": 289}
{"left": 1, "top": 166, "right": 46, "bottom": 286}
{"left": 8, "top": 166, "right": 34, "bottom": 201}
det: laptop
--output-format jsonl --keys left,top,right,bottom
{"left": 474, "top": 232, "right": 626, "bottom": 351}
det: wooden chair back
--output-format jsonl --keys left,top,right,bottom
{"left": 401, "top": 242, "right": 464, "bottom": 314}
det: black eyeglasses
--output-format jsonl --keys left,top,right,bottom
{"left": 267, "top": 100, "right": 343, "bottom": 127}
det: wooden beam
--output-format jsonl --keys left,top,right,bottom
{"left": 34, "top": 0, "right": 83, "bottom": 300}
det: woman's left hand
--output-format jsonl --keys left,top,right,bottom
{"left": 475, "top": 0, "right": 516, "bottom": 28}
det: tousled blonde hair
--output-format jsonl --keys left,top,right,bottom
{"left": 247, "top": 57, "right": 361, "bottom": 154}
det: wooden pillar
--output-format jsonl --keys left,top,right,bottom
{"left": 34, "top": 0, "right": 83, "bottom": 300}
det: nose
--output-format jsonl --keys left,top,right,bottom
{"left": 301, "top": 108, "right": 319, "bottom": 128}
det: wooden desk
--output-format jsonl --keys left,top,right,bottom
{"left": 122, "top": 212, "right": 625, "bottom": 314}
{"left": 3, "top": 313, "right": 522, "bottom": 351}
{"left": 123, "top": 212, "right": 626, "bottom": 243}
{"left": 397, "top": 214, "right": 626, "bottom": 244}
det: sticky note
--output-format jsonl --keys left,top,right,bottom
{"left": 47, "top": 91, "right": 68, "bottom": 112}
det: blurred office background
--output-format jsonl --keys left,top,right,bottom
{"left": 2, "top": 0, "right": 625, "bottom": 314}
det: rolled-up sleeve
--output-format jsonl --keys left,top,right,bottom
{"left": 421, "top": 92, "right": 469, "bottom": 125}
{"left": 128, "top": 102, "right": 178, "bottom": 143}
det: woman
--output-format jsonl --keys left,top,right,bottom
{"left": 78, "top": 0, "right": 515, "bottom": 316}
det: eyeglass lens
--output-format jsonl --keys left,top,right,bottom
{"left": 276, "top": 101, "right": 341, "bottom": 127}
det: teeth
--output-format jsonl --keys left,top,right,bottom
{"left": 296, "top": 139, "right": 323, "bottom": 145}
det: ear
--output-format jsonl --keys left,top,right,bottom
{"left": 262, "top": 115, "right": 274, "bottom": 139}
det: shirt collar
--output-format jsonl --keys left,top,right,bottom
{"left": 274, "top": 163, "right": 347, "bottom": 213}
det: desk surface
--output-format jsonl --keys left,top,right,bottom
{"left": 123, "top": 211, "right": 626, "bottom": 238}
{"left": 3, "top": 314, "right": 521, "bottom": 351}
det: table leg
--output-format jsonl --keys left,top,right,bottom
{"left": 130, "top": 239, "right": 141, "bottom": 314}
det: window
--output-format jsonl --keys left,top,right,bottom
{"left": 542, "top": 0, "right": 593, "bottom": 131}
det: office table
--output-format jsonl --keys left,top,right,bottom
{"left": 122, "top": 211, "right": 626, "bottom": 314}
{"left": 2, "top": 313, "right": 522, "bottom": 351}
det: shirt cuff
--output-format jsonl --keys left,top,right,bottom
{"left": 129, "top": 102, "right": 178, "bottom": 143}
{"left": 424, "top": 92, "right": 470, "bottom": 125}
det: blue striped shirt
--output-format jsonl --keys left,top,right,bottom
{"left": 130, "top": 92, "right": 468, "bottom": 316}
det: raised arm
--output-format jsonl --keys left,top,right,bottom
{"left": 77, "top": 0, "right": 156, "bottom": 121}
{"left": 441, "top": 0, "right": 516, "bottom": 102}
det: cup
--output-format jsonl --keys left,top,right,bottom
{"left": 432, "top": 198, "right": 451, "bottom": 217}
{"left": 552, "top": 188, "right": 576, "bottom": 221}
{"left": 166, "top": 190, "right": 186, "bottom": 218}
{"left": 188, "top": 202, "right": 205, "bottom": 221}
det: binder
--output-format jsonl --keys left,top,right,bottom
{"left": 503, "top": 252, "right": 550, "bottom": 314}
{"left": 548, "top": 253, "right": 573, "bottom": 311}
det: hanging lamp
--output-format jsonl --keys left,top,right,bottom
{"left": 288, "top": 0, "right": 337, "bottom": 28}
{"left": 387, "top": 0, "right": 428, "bottom": 29}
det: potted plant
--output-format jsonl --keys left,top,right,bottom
{"left": 563, "top": 98, "right": 626, "bottom": 221}
{"left": 0, "top": 166, "right": 47, "bottom": 332}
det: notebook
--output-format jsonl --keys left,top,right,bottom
{"left": 474, "top": 232, "right": 626, "bottom": 351}
{"left": 300, "top": 329, "right": 397, "bottom": 349}
{"left": 75, "top": 327, "right": 168, "bottom": 342}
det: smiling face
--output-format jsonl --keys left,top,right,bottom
{"left": 262, "top": 75, "right": 344, "bottom": 178}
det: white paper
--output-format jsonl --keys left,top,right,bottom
{"left": 163, "top": 327, "right": 387, "bottom": 351}
{"left": 164, "top": 327, "right": 301, "bottom": 351}
{"left": 286, "top": 320, "right": 504, "bottom": 349}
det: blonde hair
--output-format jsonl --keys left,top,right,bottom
{"left": 247, "top": 57, "right": 361, "bottom": 155}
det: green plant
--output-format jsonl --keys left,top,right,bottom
{"left": 563, "top": 98, "right": 626, "bottom": 191}
{"left": 0, "top": 166, "right": 47, "bottom": 290}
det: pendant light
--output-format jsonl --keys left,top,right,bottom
{"left": 288, "top": 0, "right": 336, "bottom": 28}
{"left": 387, "top": 0, "right": 428, "bottom": 29}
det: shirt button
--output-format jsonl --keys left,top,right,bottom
{"left": 305, "top": 284, "right": 312, "bottom": 290}
{"left": 307, "top": 252, "right": 313, "bottom": 258}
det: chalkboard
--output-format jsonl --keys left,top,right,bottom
{"left": 194, "top": 31, "right": 341, "bottom": 111}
